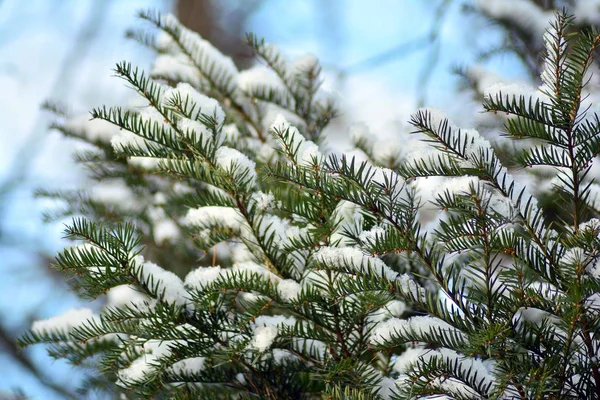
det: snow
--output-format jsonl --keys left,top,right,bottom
{"left": 476, "top": 0, "right": 553, "bottom": 40}
{"left": 279, "top": 224, "right": 312, "bottom": 251}
{"left": 370, "top": 167, "right": 405, "bottom": 193}
{"left": 252, "top": 326, "right": 278, "bottom": 352}
{"left": 586, "top": 293, "right": 600, "bottom": 311}
{"left": 161, "top": 13, "right": 238, "bottom": 93}
{"left": 421, "top": 107, "right": 456, "bottom": 130}
{"left": 184, "top": 206, "right": 245, "bottom": 231}
{"left": 291, "top": 337, "right": 327, "bottom": 358}
{"left": 233, "top": 261, "right": 279, "bottom": 282}
{"left": 251, "top": 315, "right": 296, "bottom": 352}
{"left": 153, "top": 192, "right": 167, "bottom": 205}
{"left": 579, "top": 218, "right": 600, "bottom": 234}
{"left": 573, "top": 0, "right": 600, "bottom": 25}
{"left": 349, "top": 123, "right": 375, "bottom": 150}
{"left": 64, "top": 114, "right": 119, "bottom": 143}
{"left": 377, "top": 376, "right": 397, "bottom": 400}
{"left": 152, "top": 53, "right": 201, "bottom": 88}
{"left": 293, "top": 53, "right": 319, "bottom": 73}
{"left": 88, "top": 179, "right": 141, "bottom": 212}
{"left": 221, "top": 123, "right": 241, "bottom": 144}
{"left": 177, "top": 117, "right": 213, "bottom": 146}
{"left": 466, "top": 65, "right": 505, "bottom": 95}
{"left": 127, "top": 157, "right": 161, "bottom": 171}
{"left": 214, "top": 146, "right": 257, "bottom": 188}
{"left": 139, "top": 106, "right": 171, "bottom": 131}
{"left": 106, "top": 285, "right": 148, "bottom": 308}
{"left": 330, "top": 200, "right": 363, "bottom": 246}
{"left": 563, "top": 247, "right": 585, "bottom": 266}
{"left": 111, "top": 129, "right": 148, "bottom": 153}
{"left": 170, "top": 357, "right": 206, "bottom": 375}
{"left": 393, "top": 346, "right": 428, "bottom": 373}
{"left": 416, "top": 111, "right": 544, "bottom": 229}
{"left": 118, "top": 355, "right": 153, "bottom": 385}
{"left": 313, "top": 246, "right": 398, "bottom": 281}
{"left": 500, "top": 169, "right": 542, "bottom": 221}
{"left": 514, "top": 307, "right": 558, "bottom": 329}
{"left": 359, "top": 225, "right": 386, "bottom": 244}
{"left": 173, "top": 182, "right": 194, "bottom": 195}
{"left": 272, "top": 348, "right": 297, "bottom": 364}
{"left": 372, "top": 140, "right": 401, "bottom": 166}
{"left": 270, "top": 114, "right": 322, "bottom": 165}
{"left": 370, "top": 315, "right": 466, "bottom": 345}
{"left": 32, "top": 308, "right": 97, "bottom": 335}
{"left": 147, "top": 206, "right": 181, "bottom": 245}
{"left": 369, "top": 299, "right": 408, "bottom": 324}
{"left": 384, "top": 300, "right": 406, "bottom": 318}
{"left": 236, "top": 372, "right": 246, "bottom": 384}
{"left": 153, "top": 218, "right": 181, "bottom": 245}
{"left": 118, "top": 340, "right": 179, "bottom": 386}
{"left": 184, "top": 266, "right": 223, "bottom": 288}
{"left": 136, "top": 257, "right": 187, "bottom": 307}
{"left": 395, "top": 347, "right": 496, "bottom": 396}
{"left": 395, "top": 274, "right": 426, "bottom": 302}
{"left": 155, "top": 30, "right": 176, "bottom": 52}
{"left": 462, "top": 128, "right": 494, "bottom": 158}
{"left": 244, "top": 136, "right": 279, "bottom": 163}
{"left": 262, "top": 104, "right": 304, "bottom": 132}
{"left": 110, "top": 104, "right": 176, "bottom": 155}
{"left": 251, "top": 191, "right": 276, "bottom": 211}
{"left": 298, "top": 140, "right": 320, "bottom": 164}
{"left": 238, "top": 65, "right": 287, "bottom": 94}
{"left": 485, "top": 82, "right": 550, "bottom": 105}
{"left": 185, "top": 261, "right": 285, "bottom": 292}
{"left": 231, "top": 242, "right": 255, "bottom": 263}
{"left": 403, "top": 141, "right": 446, "bottom": 171}
{"left": 277, "top": 279, "right": 302, "bottom": 302}
{"left": 432, "top": 176, "right": 478, "bottom": 198}
{"left": 488, "top": 193, "right": 513, "bottom": 217}
{"left": 253, "top": 315, "right": 296, "bottom": 328}
{"left": 256, "top": 214, "right": 292, "bottom": 245}
{"left": 163, "top": 83, "right": 224, "bottom": 126}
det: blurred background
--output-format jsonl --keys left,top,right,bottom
{"left": 0, "top": 0, "right": 595, "bottom": 398}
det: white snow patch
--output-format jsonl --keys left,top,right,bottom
{"left": 106, "top": 285, "right": 148, "bottom": 308}
{"left": 238, "top": 65, "right": 286, "bottom": 94}
{"left": 163, "top": 83, "right": 224, "bottom": 126}
{"left": 32, "top": 308, "right": 97, "bottom": 334}
{"left": 314, "top": 246, "right": 398, "bottom": 281}
{"left": 65, "top": 114, "right": 119, "bottom": 143}
{"left": 251, "top": 191, "right": 276, "bottom": 211}
{"left": 88, "top": 179, "right": 141, "bottom": 212}
{"left": 152, "top": 53, "right": 201, "bottom": 88}
{"left": 270, "top": 114, "right": 322, "bottom": 165}
{"left": 251, "top": 316, "right": 296, "bottom": 352}
{"left": 476, "top": 0, "right": 552, "bottom": 40}
{"left": 277, "top": 279, "right": 302, "bottom": 302}
{"left": 185, "top": 266, "right": 223, "bottom": 288}
{"left": 214, "top": 146, "right": 257, "bottom": 188}
{"left": 370, "top": 315, "right": 466, "bottom": 345}
{"left": 184, "top": 206, "right": 244, "bottom": 231}
{"left": 170, "top": 357, "right": 206, "bottom": 375}
{"left": 136, "top": 257, "right": 187, "bottom": 307}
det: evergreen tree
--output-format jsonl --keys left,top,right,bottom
{"left": 460, "top": 0, "right": 600, "bottom": 231}
{"left": 22, "top": 10, "right": 600, "bottom": 399}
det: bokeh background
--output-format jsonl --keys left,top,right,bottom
{"left": 0, "top": 0, "right": 592, "bottom": 398}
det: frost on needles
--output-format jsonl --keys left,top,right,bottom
{"left": 21, "top": 10, "right": 600, "bottom": 400}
